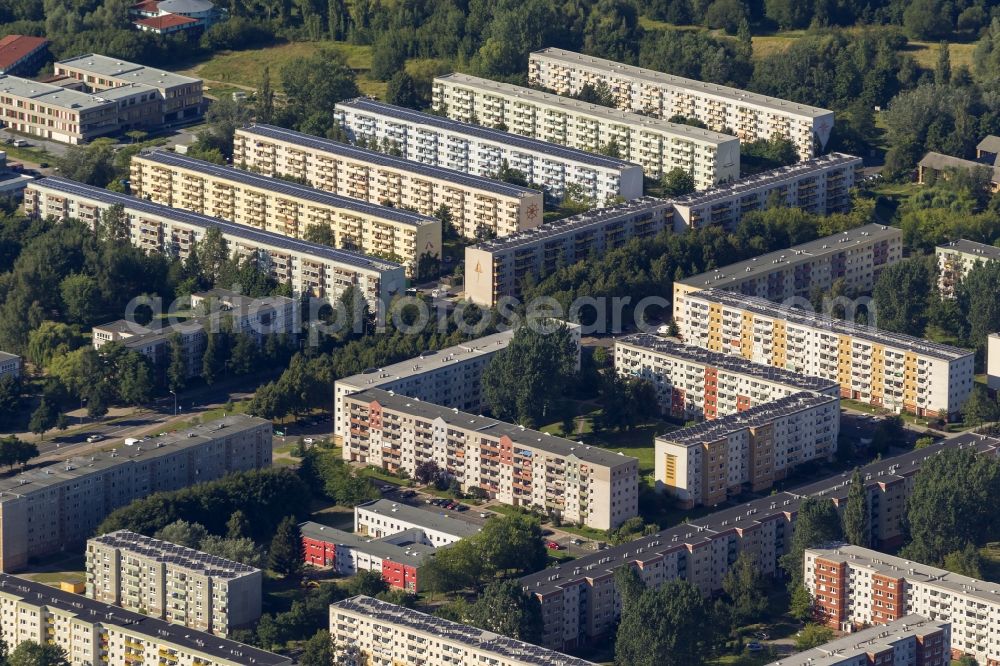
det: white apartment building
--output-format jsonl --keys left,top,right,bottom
{"left": 334, "top": 98, "right": 644, "bottom": 205}
{"left": 432, "top": 72, "right": 740, "bottom": 188}
{"left": 528, "top": 47, "right": 834, "bottom": 159}
{"left": 130, "top": 150, "right": 441, "bottom": 279}
{"left": 344, "top": 388, "right": 637, "bottom": 530}
{"left": 681, "top": 289, "right": 975, "bottom": 419}
{"left": 330, "top": 595, "right": 600, "bottom": 666}
{"left": 673, "top": 224, "right": 903, "bottom": 326}
{"left": 764, "top": 615, "right": 951, "bottom": 666}
{"left": 935, "top": 239, "right": 1000, "bottom": 298}
{"left": 354, "top": 499, "right": 482, "bottom": 547}
{"left": 24, "top": 177, "right": 405, "bottom": 306}
{"left": 0, "top": 351, "right": 21, "bottom": 381}
{"left": 188, "top": 288, "right": 296, "bottom": 343}
{"left": 0, "top": 415, "right": 272, "bottom": 572}
{"left": 655, "top": 392, "right": 840, "bottom": 508}
{"left": 670, "top": 153, "right": 863, "bottom": 231}
{"left": 464, "top": 197, "right": 674, "bottom": 306}
{"left": 614, "top": 333, "right": 840, "bottom": 421}
{"left": 234, "top": 124, "right": 545, "bottom": 241}
{"left": 86, "top": 530, "right": 261, "bottom": 636}
{"left": 805, "top": 545, "right": 1000, "bottom": 665}
{"left": 92, "top": 318, "right": 206, "bottom": 378}
{"left": 0, "top": 574, "right": 290, "bottom": 666}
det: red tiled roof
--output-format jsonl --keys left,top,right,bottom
{"left": 133, "top": 13, "right": 199, "bottom": 30}
{"left": 130, "top": 0, "right": 162, "bottom": 12}
{"left": 0, "top": 35, "right": 50, "bottom": 71}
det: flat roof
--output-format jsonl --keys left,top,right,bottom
{"left": 0, "top": 574, "right": 288, "bottom": 665}
{"left": 617, "top": 333, "right": 839, "bottom": 393}
{"left": 55, "top": 53, "right": 200, "bottom": 90}
{"left": 935, "top": 238, "right": 1000, "bottom": 261}
{"left": 337, "top": 329, "right": 515, "bottom": 389}
{"left": 137, "top": 150, "right": 436, "bottom": 227}
{"left": 240, "top": 124, "right": 541, "bottom": 199}
{"left": 660, "top": 392, "right": 837, "bottom": 447}
{"left": 436, "top": 72, "right": 737, "bottom": 145}
{"left": 808, "top": 543, "right": 1000, "bottom": 602}
{"left": 671, "top": 153, "right": 861, "bottom": 209}
{"left": 0, "top": 74, "right": 115, "bottom": 113}
{"left": 29, "top": 177, "right": 401, "bottom": 273}
{"left": 348, "top": 388, "right": 637, "bottom": 469}
{"left": 0, "top": 35, "right": 49, "bottom": 72}
{"left": 520, "top": 432, "right": 1000, "bottom": 596}
{"left": 765, "top": 616, "right": 947, "bottom": 666}
{"left": 336, "top": 98, "right": 641, "bottom": 171}
{"left": 0, "top": 415, "right": 269, "bottom": 502}
{"left": 355, "top": 499, "right": 482, "bottom": 539}
{"left": 90, "top": 530, "right": 259, "bottom": 578}
{"left": 299, "top": 522, "right": 436, "bottom": 564}
{"left": 471, "top": 196, "right": 670, "bottom": 254}
{"left": 687, "top": 288, "right": 973, "bottom": 362}
{"left": 332, "top": 595, "right": 600, "bottom": 666}
{"left": 96, "top": 82, "right": 160, "bottom": 100}
{"left": 678, "top": 223, "right": 900, "bottom": 289}
{"left": 531, "top": 47, "right": 833, "bottom": 119}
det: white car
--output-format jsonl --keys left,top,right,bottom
{"left": 303, "top": 437, "right": 315, "bottom": 445}
{"left": 86, "top": 435, "right": 102, "bottom": 443}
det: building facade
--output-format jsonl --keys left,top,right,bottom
{"left": 234, "top": 124, "right": 545, "bottom": 241}
{"left": 519, "top": 433, "right": 1000, "bottom": 652}
{"left": 680, "top": 289, "right": 975, "bottom": 419}
{"left": 806, "top": 545, "right": 1000, "bottom": 665}
{"left": 24, "top": 177, "right": 405, "bottom": 305}
{"left": 464, "top": 197, "right": 674, "bottom": 307}
{"left": 334, "top": 98, "right": 644, "bottom": 205}
{"left": 354, "top": 499, "right": 481, "bottom": 547}
{"left": 673, "top": 224, "right": 903, "bottom": 326}
{"left": 330, "top": 595, "right": 600, "bottom": 666}
{"left": 0, "top": 574, "right": 289, "bottom": 666}
{"left": 528, "top": 47, "right": 834, "bottom": 159}
{"left": 86, "top": 530, "right": 261, "bottom": 636}
{"left": 0, "top": 415, "right": 271, "bottom": 572}
{"left": 432, "top": 72, "right": 740, "bottom": 188}
{"left": 188, "top": 288, "right": 296, "bottom": 343}
{"left": 0, "top": 352, "right": 21, "bottom": 381}
{"left": 935, "top": 239, "right": 1000, "bottom": 298}
{"left": 0, "top": 74, "right": 120, "bottom": 144}
{"left": 614, "top": 333, "right": 840, "bottom": 421}
{"left": 655, "top": 392, "right": 840, "bottom": 507}
{"left": 130, "top": 150, "right": 441, "bottom": 279}
{"left": 342, "top": 388, "right": 637, "bottom": 530}
{"left": 669, "top": 153, "right": 863, "bottom": 231}
{"left": 764, "top": 615, "right": 950, "bottom": 666}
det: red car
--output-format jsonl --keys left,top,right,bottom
{"left": 546, "top": 541, "right": 563, "bottom": 550}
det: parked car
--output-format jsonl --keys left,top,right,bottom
{"left": 274, "top": 430, "right": 285, "bottom": 437}
{"left": 542, "top": 529, "right": 555, "bottom": 536}
{"left": 455, "top": 504, "right": 468, "bottom": 511}
{"left": 747, "top": 642, "right": 763, "bottom": 652}
{"left": 546, "top": 541, "right": 563, "bottom": 550}
{"left": 85, "top": 434, "right": 102, "bottom": 443}
{"left": 303, "top": 437, "right": 315, "bottom": 444}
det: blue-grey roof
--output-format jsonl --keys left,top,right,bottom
{"left": 138, "top": 150, "right": 436, "bottom": 227}
{"left": 242, "top": 124, "right": 542, "bottom": 199}
{"left": 156, "top": 0, "right": 215, "bottom": 13}
{"left": 31, "top": 177, "right": 401, "bottom": 272}
{"left": 337, "top": 98, "right": 640, "bottom": 171}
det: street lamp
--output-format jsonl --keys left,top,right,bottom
{"left": 169, "top": 390, "right": 177, "bottom": 416}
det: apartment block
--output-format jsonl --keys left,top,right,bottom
{"left": 92, "top": 319, "right": 206, "bottom": 378}
{"left": 519, "top": 433, "right": 1000, "bottom": 652}
{"left": 614, "top": 333, "right": 840, "bottom": 421}
{"left": 188, "top": 288, "right": 296, "bottom": 343}
{"left": 680, "top": 289, "right": 975, "bottom": 419}
{"left": 86, "top": 530, "right": 261, "bottom": 636}
{"left": 673, "top": 224, "right": 903, "bottom": 326}
{"left": 670, "top": 153, "right": 863, "bottom": 231}
{"left": 24, "top": 177, "right": 404, "bottom": 305}
{"left": 334, "top": 98, "right": 644, "bottom": 205}
{"left": 354, "top": 498, "right": 482, "bottom": 546}
{"left": 234, "top": 124, "right": 545, "bottom": 241}
{"left": 130, "top": 150, "right": 441, "bottom": 278}
{"left": 764, "top": 615, "right": 950, "bottom": 666}
{"left": 805, "top": 545, "right": 1000, "bottom": 665}
{"left": 333, "top": 329, "right": 515, "bottom": 441}
{"left": 655, "top": 392, "right": 840, "bottom": 507}
{"left": 54, "top": 53, "right": 203, "bottom": 124}
{"left": 343, "top": 388, "right": 638, "bottom": 530}
{"left": 0, "top": 415, "right": 271, "bottom": 572}
{"left": 432, "top": 72, "right": 740, "bottom": 188}
{"left": 528, "top": 47, "right": 834, "bottom": 159}
{"left": 0, "top": 74, "right": 120, "bottom": 144}
{"left": 330, "top": 595, "right": 599, "bottom": 666}
{"left": 935, "top": 239, "right": 1000, "bottom": 298}
{"left": 0, "top": 574, "right": 290, "bottom": 666}
{"left": 464, "top": 197, "right": 674, "bottom": 306}
{"left": 0, "top": 351, "right": 21, "bottom": 381}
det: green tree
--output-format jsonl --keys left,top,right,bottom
{"left": 167, "top": 333, "right": 187, "bottom": 393}
{"left": 55, "top": 140, "right": 116, "bottom": 187}
{"left": 935, "top": 41, "right": 952, "bottom": 85}
{"left": 269, "top": 515, "right": 304, "bottom": 576}
{"left": 116, "top": 351, "right": 154, "bottom": 406}
{"left": 796, "top": 624, "right": 835, "bottom": 650}
{"left": 871, "top": 257, "right": 935, "bottom": 336}
{"left": 299, "top": 629, "right": 333, "bottom": 666}
{"left": 661, "top": 167, "right": 695, "bottom": 196}
{"left": 227, "top": 509, "right": 251, "bottom": 539}
{"left": 615, "top": 580, "right": 713, "bottom": 666}
{"left": 200, "top": 535, "right": 265, "bottom": 567}
{"left": 462, "top": 580, "right": 543, "bottom": 643}
{"left": 903, "top": 0, "right": 952, "bottom": 40}
{"left": 614, "top": 564, "right": 646, "bottom": 615}
{"left": 349, "top": 570, "right": 389, "bottom": 597}
{"left": 0, "top": 436, "right": 38, "bottom": 470}
{"left": 385, "top": 71, "right": 421, "bottom": 109}
{"left": 0, "top": 376, "right": 21, "bottom": 430}
{"left": 303, "top": 224, "right": 336, "bottom": 246}
{"left": 154, "top": 519, "right": 209, "bottom": 548}
{"left": 370, "top": 32, "right": 407, "bottom": 81}
{"left": 842, "top": 468, "right": 869, "bottom": 547}
{"left": 943, "top": 542, "right": 983, "bottom": 578}
{"left": 29, "top": 397, "right": 59, "bottom": 440}
{"left": 196, "top": 227, "right": 230, "bottom": 285}
{"left": 201, "top": 329, "right": 227, "bottom": 385}
{"left": 789, "top": 584, "right": 813, "bottom": 621}
{"left": 258, "top": 65, "right": 275, "bottom": 124}
{"left": 962, "top": 385, "right": 1000, "bottom": 427}
{"left": 474, "top": 512, "right": 548, "bottom": 579}
{"left": 59, "top": 273, "right": 102, "bottom": 326}
{"left": 915, "top": 437, "right": 935, "bottom": 450}
{"left": 871, "top": 416, "right": 905, "bottom": 456}
{"left": 722, "top": 551, "right": 768, "bottom": 625}
{"left": 278, "top": 49, "right": 359, "bottom": 136}
{"left": 8, "top": 641, "right": 69, "bottom": 666}
{"left": 781, "top": 497, "right": 843, "bottom": 587}
{"left": 27, "top": 321, "right": 82, "bottom": 368}
{"left": 228, "top": 333, "right": 259, "bottom": 376}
